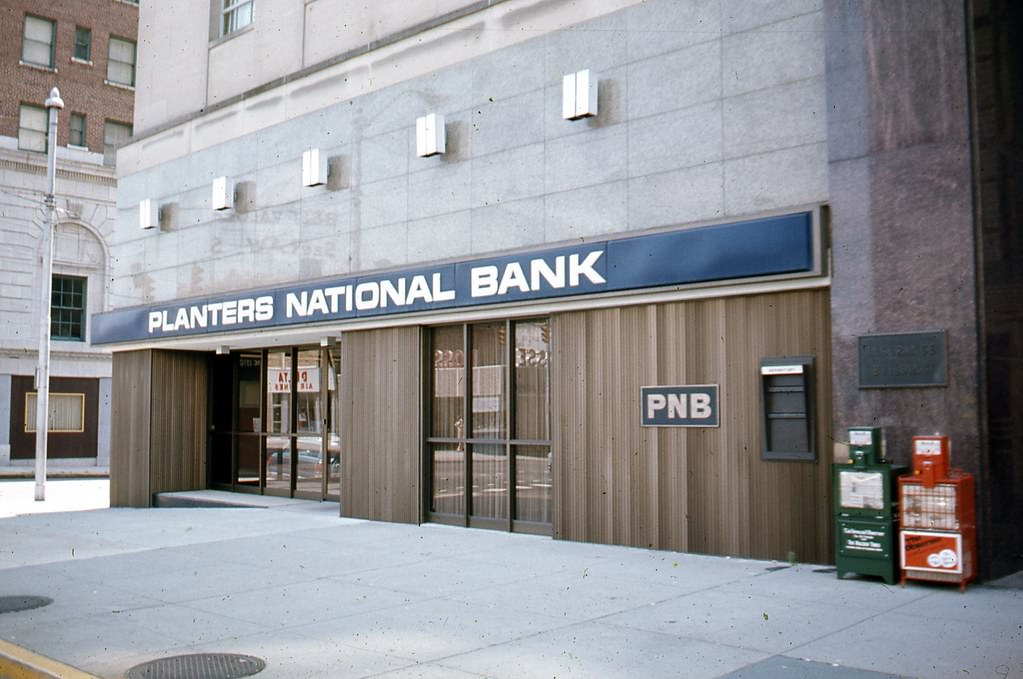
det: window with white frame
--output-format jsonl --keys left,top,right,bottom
{"left": 69, "top": 113, "right": 87, "bottom": 147}
{"left": 103, "top": 120, "right": 131, "bottom": 166}
{"left": 221, "top": 0, "right": 254, "bottom": 36}
{"left": 107, "top": 37, "right": 136, "bottom": 86}
{"left": 18, "top": 104, "right": 47, "bottom": 153}
{"left": 22, "top": 15, "right": 56, "bottom": 68}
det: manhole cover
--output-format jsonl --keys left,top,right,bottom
{"left": 0, "top": 595, "right": 52, "bottom": 614}
{"left": 126, "top": 653, "right": 265, "bottom": 679}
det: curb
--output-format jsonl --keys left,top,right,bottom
{"left": 0, "top": 639, "right": 100, "bottom": 679}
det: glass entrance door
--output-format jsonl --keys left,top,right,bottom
{"left": 209, "top": 345, "right": 339, "bottom": 501}
{"left": 265, "top": 349, "right": 293, "bottom": 495}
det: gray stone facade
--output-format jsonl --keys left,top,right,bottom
{"left": 113, "top": 0, "right": 828, "bottom": 306}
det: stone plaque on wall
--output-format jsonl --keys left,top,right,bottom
{"left": 858, "top": 331, "right": 947, "bottom": 388}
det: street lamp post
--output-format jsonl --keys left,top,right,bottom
{"left": 34, "top": 87, "right": 64, "bottom": 502}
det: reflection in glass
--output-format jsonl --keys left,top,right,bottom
{"left": 265, "top": 437, "right": 291, "bottom": 493}
{"left": 296, "top": 349, "right": 321, "bottom": 434}
{"left": 238, "top": 353, "right": 261, "bottom": 433}
{"left": 471, "top": 323, "right": 506, "bottom": 440}
{"left": 428, "top": 319, "right": 552, "bottom": 528}
{"left": 266, "top": 350, "right": 291, "bottom": 493}
{"left": 515, "top": 445, "right": 552, "bottom": 523}
{"left": 515, "top": 320, "right": 550, "bottom": 441}
{"left": 236, "top": 352, "right": 263, "bottom": 489}
{"left": 267, "top": 350, "right": 292, "bottom": 434}
{"left": 471, "top": 443, "right": 508, "bottom": 519}
{"left": 432, "top": 325, "right": 464, "bottom": 439}
{"left": 431, "top": 443, "right": 464, "bottom": 515}
{"left": 295, "top": 348, "right": 323, "bottom": 495}
{"left": 326, "top": 346, "right": 341, "bottom": 498}
{"left": 237, "top": 435, "right": 261, "bottom": 488}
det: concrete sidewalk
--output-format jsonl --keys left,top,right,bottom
{"left": 0, "top": 488, "right": 1020, "bottom": 679}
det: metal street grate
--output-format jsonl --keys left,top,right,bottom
{"left": 126, "top": 653, "right": 265, "bottom": 679}
{"left": 0, "top": 595, "right": 52, "bottom": 614}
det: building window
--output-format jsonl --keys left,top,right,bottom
{"left": 74, "top": 26, "right": 92, "bottom": 61}
{"left": 103, "top": 120, "right": 132, "bottom": 166}
{"left": 18, "top": 104, "right": 48, "bottom": 153}
{"left": 51, "top": 275, "right": 87, "bottom": 341}
{"left": 22, "top": 15, "right": 56, "bottom": 68}
{"left": 25, "top": 393, "right": 85, "bottom": 433}
{"left": 221, "top": 0, "right": 254, "bottom": 36}
{"left": 69, "top": 113, "right": 87, "bottom": 147}
{"left": 107, "top": 37, "right": 136, "bottom": 86}
{"left": 428, "top": 319, "right": 552, "bottom": 530}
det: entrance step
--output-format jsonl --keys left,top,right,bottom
{"left": 154, "top": 490, "right": 320, "bottom": 510}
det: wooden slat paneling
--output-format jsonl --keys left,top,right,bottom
{"left": 149, "top": 351, "right": 208, "bottom": 495}
{"left": 341, "top": 326, "right": 421, "bottom": 523}
{"left": 110, "top": 350, "right": 152, "bottom": 508}
{"left": 553, "top": 289, "right": 833, "bottom": 563}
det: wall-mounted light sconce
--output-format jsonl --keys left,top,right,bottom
{"left": 139, "top": 199, "right": 158, "bottom": 230}
{"left": 562, "top": 69, "right": 599, "bottom": 120}
{"left": 212, "top": 176, "right": 231, "bottom": 211}
{"left": 215, "top": 345, "right": 230, "bottom": 355}
{"left": 302, "top": 148, "right": 328, "bottom": 187}
{"left": 416, "top": 113, "right": 446, "bottom": 157}
{"left": 319, "top": 336, "right": 339, "bottom": 348}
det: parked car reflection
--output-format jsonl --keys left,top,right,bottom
{"left": 266, "top": 435, "right": 340, "bottom": 480}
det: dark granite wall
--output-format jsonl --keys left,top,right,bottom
{"left": 824, "top": 0, "right": 981, "bottom": 507}
{"left": 972, "top": 0, "right": 1023, "bottom": 579}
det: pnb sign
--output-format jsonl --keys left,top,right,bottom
{"left": 641, "top": 385, "right": 720, "bottom": 427}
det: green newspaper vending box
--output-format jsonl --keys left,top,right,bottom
{"left": 834, "top": 427, "right": 908, "bottom": 584}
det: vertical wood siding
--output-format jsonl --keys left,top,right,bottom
{"left": 341, "top": 326, "right": 421, "bottom": 523}
{"left": 552, "top": 289, "right": 833, "bottom": 563}
{"left": 149, "top": 351, "right": 208, "bottom": 495}
{"left": 110, "top": 350, "right": 152, "bottom": 507}
{"left": 110, "top": 350, "right": 208, "bottom": 507}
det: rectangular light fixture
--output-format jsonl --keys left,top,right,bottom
{"left": 212, "top": 176, "right": 231, "bottom": 211}
{"left": 562, "top": 69, "right": 598, "bottom": 120}
{"left": 416, "top": 113, "right": 446, "bottom": 157}
{"left": 302, "top": 148, "right": 327, "bottom": 187}
{"left": 139, "top": 199, "right": 158, "bottom": 230}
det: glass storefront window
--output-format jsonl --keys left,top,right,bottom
{"left": 431, "top": 443, "right": 465, "bottom": 516}
{"left": 514, "top": 444, "right": 552, "bottom": 523}
{"left": 471, "top": 323, "right": 507, "bottom": 441}
{"left": 267, "top": 350, "right": 292, "bottom": 434}
{"left": 515, "top": 320, "right": 550, "bottom": 441}
{"left": 471, "top": 443, "right": 508, "bottom": 520}
{"left": 326, "top": 345, "right": 341, "bottom": 499}
{"left": 428, "top": 319, "right": 551, "bottom": 531}
{"left": 432, "top": 325, "right": 465, "bottom": 439}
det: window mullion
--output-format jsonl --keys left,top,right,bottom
{"left": 506, "top": 319, "right": 514, "bottom": 531}
{"left": 462, "top": 324, "right": 471, "bottom": 525}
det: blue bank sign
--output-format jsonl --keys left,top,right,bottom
{"left": 91, "top": 211, "right": 814, "bottom": 345}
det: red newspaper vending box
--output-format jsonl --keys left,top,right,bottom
{"left": 898, "top": 436, "right": 977, "bottom": 591}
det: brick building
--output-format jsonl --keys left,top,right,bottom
{"left": 0, "top": 0, "right": 138, "bottom": 470}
